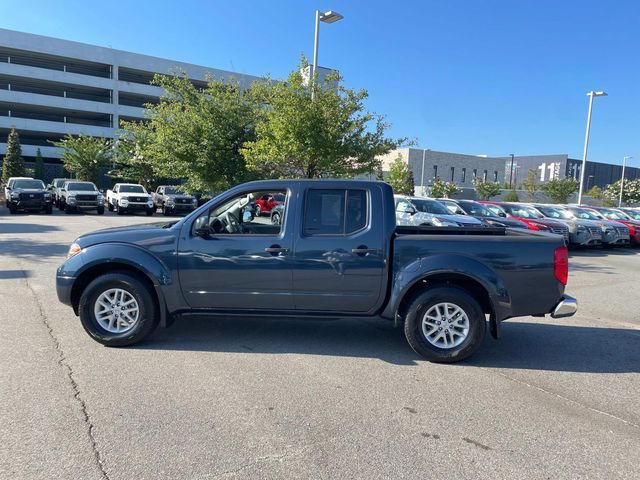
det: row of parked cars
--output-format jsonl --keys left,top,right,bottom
{"left": 392, "top": 194, "right": 640, "bottom": 247}
{"left": 4, "top": 177, "right": 201, "bottom": 216}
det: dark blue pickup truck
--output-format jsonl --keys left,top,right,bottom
{"left": 56, "top": 180, "right": 577, "bottom": 362}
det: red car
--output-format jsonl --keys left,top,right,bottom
{"left": 480, "top": 201, "right": 570, "bottom": 241}
{"left": 581, "top": 206, "right": 640, "bottom": 244}
{"left": 254, "top": 193, "right": 285, "bottom": 216}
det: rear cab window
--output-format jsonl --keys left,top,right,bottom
{"left": 303, "top": 189, "right": 368, "bottom": 236}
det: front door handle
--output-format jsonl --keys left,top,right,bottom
{"left": 265, "top": 245, "right": 289, "bottom": 255}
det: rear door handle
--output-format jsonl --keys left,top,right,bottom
{"left": 352, "top": 246, "right": 378, "bottom": 255}
{"left": 265, "top": 245, "right": 289, "bottom": 254}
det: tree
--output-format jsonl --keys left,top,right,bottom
{"left": 521, "top": 169, "right": 539, "bottom": 201}
{"left": 473, "top": 177, "right": 501, "bottom": 200}
{"left": 2, "top": 127, "right": 26, "bottom": 184}
{"left": 241, "top": 59, "right": 406, "bottom": 179}
{"left": 112, "top": 124, "right": 158, "bottom": 190}
{"left": 34, "top": 148, "right": 44, "bottom": 181}
{"left": 603, "top": 179, "right": 640, "bottom": 206}
{"left": 50, "top": 134, "right": 112, "bottom": 184}
{"left": 585, "top": 185, "right": 603, "bottom": 200}
{"left": 386, "top": 154, "right": 414, "bottom": 195}
{"left": 126, "top": 72, "right": 256, "bottom": 194}
{"left": 542, "top": 178, "right": 578, "bottom": 204}
{"left": 430, "top": 176, "right": 460, "bottom": 198}
{"left": 504, "top": 189, "right": 519, "bottom": 202}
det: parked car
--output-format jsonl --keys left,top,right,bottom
{"left": 4, "top": 176, "right": 33, "bottom": 207}
{"left": 59, "top": 181, "right": 104, "bottom": 215}
{"left": 254, "top": 193, "right": 286, "bottom": 216}
{"left": 580, "top": 206, "right": 640, "bottom": 245}
{"left": 270, "top": 203, "right": 285, "bottom": 226}
{"left": 438, "top": 199, "right": 529, "bottom": 229}
{"left": 530, "top": 204, "right": 602, "bottom": 247}
{"left": 48, "top": 178, "right": 67, "bottom": 206}
{"left": 56, "top": 180, "right": 576, "bottom": 363}
{"left": 481, "top": 202, "right": 569, "bottom": 241}
{"left": 6, "top": 178, "right": 53, "bottom": 214}
{"left": 106, "top": 183, "right": 154, "bottom": 216}
{"left": 395, "top": 195, "right": 484, "bottom": 227}
{"left": 152, "top": 185, "right": 198, "bottom": 216}
{"left": 564, "top": 206, "right": 630, "bottom": 246}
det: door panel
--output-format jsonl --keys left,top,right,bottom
{"left": 292, "top": 188, "right": 385, "bottom": 313}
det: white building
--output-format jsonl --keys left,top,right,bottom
{"left": 0, "top": 28, "right": 260, "bottom": 173}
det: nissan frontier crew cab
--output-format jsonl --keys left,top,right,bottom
{"left": 56, "top": 180, "right": 577, "bottom": 363}
{"left": 106, "top": 183, "right": 154, "bottom": 216}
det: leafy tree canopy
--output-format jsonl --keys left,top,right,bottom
{"left": 541, "top": 178, "right": 578, "bottom": 204}
{"left": 2, "top": 127, "right": 26, "bottom": 184}
{"left": 386, "top": 154, "right": 414, "bottom": 195}
{"left": 473, "top": 177, "right": 502, "bottom": 200}
{"left": 431, "top": 176, "right": 461, "bottom": 198}
{"left": 50, "top": 134, "right": 112, "bottom": 184}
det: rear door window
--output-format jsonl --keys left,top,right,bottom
{"left": 303, "top": 189, "right": 368, "bottom": 236}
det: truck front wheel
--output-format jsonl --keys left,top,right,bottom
{"left": 403, "top": 287, "right": 486, "bottom": 363}
{"left": 78, "top": 272, "right": 159, "bottom": 347}
{"left": 108, "top": 201, "right": 114, "bottom": 212}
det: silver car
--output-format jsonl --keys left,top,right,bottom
{"left": 531, "top": 204, "right": 602, "bottom": 247}
{"left": 394, "top": 195, "right": 484, "bottom": 227}
{"left": 565, "top": 206, "right": 630, "bottom": 246}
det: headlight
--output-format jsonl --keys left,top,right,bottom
{"left": 11, "top": 192, "right": 19, "bottom": 198}
{"left": 432, "top": 217, "right": 457, "bottom": 227}
{"left": 67, "top": 243, "right": 82, "bottom": 259}
{"left": 119, "top": 198, "right": 129, "bottom": 205}
{"left": 44, "top": 192, "right": 52, "bottom": 198}
{"left": 165, "top": 198, "right": 175, "bottom": 205}
{"left": 97, "top": 194, "right": 104, "bottom": 202}
{"left": 147, "top": 201, "right": 154, "bottom": 207}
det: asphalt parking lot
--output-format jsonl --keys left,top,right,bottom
{"left": 1, "top": 207, "right": 639, "bottom": 480}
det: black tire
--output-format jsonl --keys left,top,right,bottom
{"left": 9, "top": 204, "right": 17, "bottom": 214}
{"left": 97, "top": 206, "right": 105, "bottom": 215}
{"left": 64, "top": 203, "right": 74, "bottom": 214}
{"left": 403, "top": 286, "right": 486, "bottom": 363}
{"left": 117, "top": 205, "right": 125, "bottom": 215}
{"left": 146, "top": 208, "right": 154, "bottom": 216}
{"left": 108, "top": 201, "right": 114, "bottom": 212}
{"left": 45, "top": 205, "right": 53, "bottom": 214}
{"left": 162, "top": 205, "right": 170, "bottom": 216}
{"left": 255, "top": 205, "right": 261, "bottom": 217}
{"left": 78, "top": 272, "right": 159, "bottom": 347}
{"left": 58, "top": 200, "right": 66, "bottom": 211}
{"left": 272, "top": 212, "right": 281, "bottom": 225}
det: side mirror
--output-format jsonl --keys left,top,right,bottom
{"left": 498, "top": 212, "right": 506, "bottom": 217}
{"left": 194, "top": 226, "right": 212, "bottom": 238}
{"left": 242, "top": 209, "right": 254, "bottom": 223}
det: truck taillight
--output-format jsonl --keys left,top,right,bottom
{"left": 554, "top": 246, "right": 569, "bottom": 285}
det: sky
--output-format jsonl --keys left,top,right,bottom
{"left": 3, "top": 0, "right": 639, "bottom": 166}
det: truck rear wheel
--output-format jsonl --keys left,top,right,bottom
{"left": 403, "top": 287, "right": 486, "bottom": 363}
{"left": 78, "top": 272, "right": 159, "bottom": 347}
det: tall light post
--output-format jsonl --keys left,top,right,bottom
{"left": 577, "top": 90, "right": 607, "bottom": 205}
{"left": 311, "top": 10, "right": 343, "bottom": 100}
{"left": 619, "top": 155, "right": 632, "bottom": 207}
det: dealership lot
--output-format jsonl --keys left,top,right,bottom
{"left": 1, "top": 209, "right": 639, "bottom": 480}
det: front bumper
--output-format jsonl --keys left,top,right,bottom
{"left": 550, "top": 294, "right": 578, "bottom": 319}
{"left": 56, "top": 271, "right": 75, "bottom": 307}
{"left": 11, "top": 199, "right": 52, "bottom": 210}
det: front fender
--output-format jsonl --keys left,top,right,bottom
{"left": 381, "top": 253, "right": 512, "bottom": 322}
{"left": 57, "top": 243, "right": 173, "bottom": 326}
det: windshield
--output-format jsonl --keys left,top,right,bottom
{"left": 120, "top": 185, "right": 145, "bottom": 193}
{"left": 569, "top": 208, "right": 600, "bottom": 220}
{"left": 53, "top": 179, "right": 66, "bottom": 187}
{"left": 623, "top": 210, "right": 640, "bottom": 220}
{"left": 67, "top": 182, "right": 97, "bottom": 191}
{"left": 459, "top": 201, "right": 494, "bottom": 217}
{"left": 14, "top": 179, "right": 45, "bottom": 189}
{"left": 164, "top": 187, "right": 181, "bottom": 195}
{"left": 537, "top": 206, "right": 572, "bottom": 220}
{"left": 410, "top": 199, "right": 450, "bottom": 215}
{"left": 484, "top": 204, "right": 506, "bottom": 216}
{"left": 273, "top": 193, "right": 286, "bottom": 202}
{"left": 599, "top": 210, "right": 628, "bottom": 220}
{"left": 504, "top": 205, "right": 544, "bottom": 219}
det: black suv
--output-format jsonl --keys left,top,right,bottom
{"left": 7, "top": 178, "right": 53, "bottom": 214}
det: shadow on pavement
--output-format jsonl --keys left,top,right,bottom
{"left": 0, "top": 222, "right": 62, "bottom": 234}
{"left": 0, "top": 239, "right": 69, "bottom": 260}
{"left": 143, "top": 316, "right": 639, "bottom": 372}
{"left": 570, "top": 246, "right": 640, "bottom": 258}
{"left": 467, "top": 321, "right": 640, "bottom": 373}
{"left": 0, "top": 269, "right": 30, "bottom": 279}
{"left": 144, "top": 316, "right": 419, "bottom": 366}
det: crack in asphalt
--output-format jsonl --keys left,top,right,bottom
{"left": 495, "top": 371, "right": 640, "bottom": 430}
{"left": 20, "top": 267, "right": 110, "bottom": 480}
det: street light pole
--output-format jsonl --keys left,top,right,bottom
{"left": 311, "top": 10, "right": 343, "bottom": 100}
{"left": 420, "top": 149, "right": 426, "bottom": 196}
{"left": 509, "top": 153, "right": 515, "bottom": 188}
{"left": 577, "top": 90, "right": 607, "bottom": 205}
{"left": 619, "top": 155, "right": 632, "bottom": 207}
